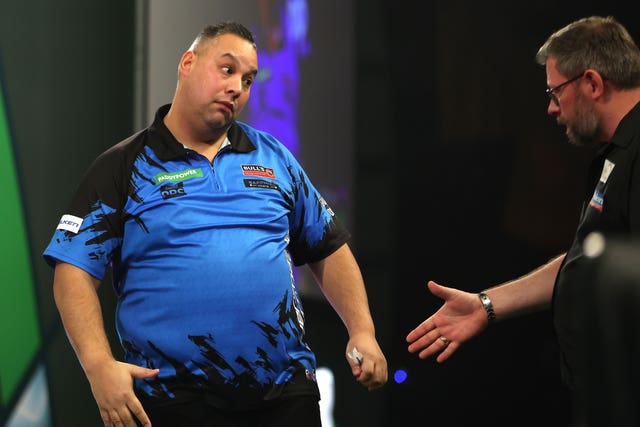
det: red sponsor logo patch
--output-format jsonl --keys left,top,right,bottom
{"left": 241, "top": 164, "right": 276, "bottom": 179}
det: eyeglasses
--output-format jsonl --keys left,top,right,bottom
{"left": 545, "top": 73, "right": 583, "bottom": 106}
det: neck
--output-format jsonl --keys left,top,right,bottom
{"left": 598, "top": 88, "right": 640, "bottom": 141}
{"left": 163, "top": 104, "right": 228, "bottom": 161}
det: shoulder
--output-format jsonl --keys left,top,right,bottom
{"left": 96, "top": 128, "right": 148, "bottom": 165}
{"left": 82, "top": 128, "right": 149, "bottom": 183}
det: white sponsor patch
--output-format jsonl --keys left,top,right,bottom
{"left": 600, "top": 159, "right": 615, "bottom": 183}
{"left": 57, "top": 214, "right": 83, "bottom": 234}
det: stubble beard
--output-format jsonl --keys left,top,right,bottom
{"left": 560, "top": 91, "right": 600, "bottom": 147}
{"left": 204, "top": 104, "right": 234, "bottom": 132}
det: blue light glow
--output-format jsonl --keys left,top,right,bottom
{"left": 394, "top": 369, "right": 408, "bottom": 384}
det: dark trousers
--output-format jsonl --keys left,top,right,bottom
{"left": 139, "top": 395, "right": 322, "bottom": 427}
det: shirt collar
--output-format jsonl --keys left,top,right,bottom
{"left": 147, "top": 104, "right": 256, "bottom": 160}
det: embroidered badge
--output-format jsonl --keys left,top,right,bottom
{"left": 160, "top": 182, "right": 187, "bottom": 200}
{"left": 154, "top": 168, "right": 203, "bottom": 184}
{"left": 600, "top": 159, "right": 615, "bottom": 183}
{"left": 589, "top": 189, "right": 604, "bottom": 212}
{"left": 57, "top": 214, "right": 83, "bottom": 234}
{"left": 241, "top": 164, "right": 276, "bottom": 179}
{"left": 589, "top": 159, "right": 614, "bottom": 212}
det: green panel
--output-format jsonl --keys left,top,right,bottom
{"left": 0, "top": 80, "right": 41, "bottom": 404}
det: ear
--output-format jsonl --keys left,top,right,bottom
{"left": 583, "top": 69, "right": 605, "bottom": 99}
{"left": 178, "top": 50, "right": 196, "bottom": 77}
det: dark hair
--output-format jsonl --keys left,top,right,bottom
{"left": 535, "top": 16, "right": 640, "bottom": 89}
{"left": 191, "top": 21, "right": 257, "bottom": 52}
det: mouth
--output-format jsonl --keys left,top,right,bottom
{"left": 217, "top": 101, "right": 235, "bottom": 114}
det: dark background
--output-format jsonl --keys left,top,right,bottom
{"left": 1, "top": 0, "right": 638, "bottom": 426}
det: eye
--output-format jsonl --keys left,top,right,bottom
{"left": 243, "top": 77, "right": 254, "bottom": 87}
{"left": 221, "top": 65, "right": 233, "bottom": 75}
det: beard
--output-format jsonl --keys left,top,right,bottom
{"left": 558, "top": 90, "right": 600, "bottom": 147}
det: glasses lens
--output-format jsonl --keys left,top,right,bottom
{"left": 546, "top": 88, "right": 559, "bottom": 106}
{"left": 546, "top": 74, "right": 582, "bottom": 106}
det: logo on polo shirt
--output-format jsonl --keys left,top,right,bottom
{"left": 244, "top": 179, "right": 280, "bottom": 190}
{"left": 589, "top": 159, "right": 615, "bottom": 212}
{"left": 57, "top": 214, "right": 83, "bottom": 234}
{"left": 599, "top": 159, "right": 615, "bottom": 183}
{"left": 241, "top": 164, "right": 276, "bottom": 179}
{"left": 319, "top": 197, "right": 335, "bottom": 216}
{"left": 589, "top": 189, "right": 604, "bottom": 211}
{"left": 160, "top": 182, "right": 187, "bottom": 200}
{"left": 154, "top": 168, "right": 203, "bottom": 184}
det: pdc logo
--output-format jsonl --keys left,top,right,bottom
{"left": 160, "top": 182, "right": 187, "bottom": 200}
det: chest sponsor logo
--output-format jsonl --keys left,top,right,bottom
{"left": 57, "top": 214, "right": 83, "bottom": 234}
{"left": 241, "top": 164, "right": 276, "bottom": 179}
{"left": 154, "top": 168, "right": 203, "bottom": 184}
{"left": 244, "top": 179, "right": 280, "bottom": 190}
{"left": 599, "top": 159, "right": 615, "bottom": 183}
{"left": 160, "top": 182, "right": 187, "bottom": 200}
{"left": 590, "top": 159, "right": 614, "bottom": 212}
{"left": 589, "top": 189, "right": 604, "bottom": 212}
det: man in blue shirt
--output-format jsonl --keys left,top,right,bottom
{"left": 44, "top": 21, "right": 387, "bottom": 427}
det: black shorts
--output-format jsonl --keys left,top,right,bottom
{"left": 138, "top": 395, "right": 321, "bottom": 427}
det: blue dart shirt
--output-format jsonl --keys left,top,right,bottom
{"left": 43, "top": 104, "right": 350, "bottom": 409}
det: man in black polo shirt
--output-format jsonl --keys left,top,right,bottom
{"left": 405, "top": 15, "right": 640, "bottom": 426}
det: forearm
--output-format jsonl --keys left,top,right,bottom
{"left": 53, "top": 262, "right": 116, "bottom": 373}
{"left": 308, "top": 244, "right": 376, "bottom": 337}
{"left": 484, "top": 253, "right": 565, "bottom": 321}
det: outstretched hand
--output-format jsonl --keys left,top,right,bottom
{"left": 406, "top": 280, "right": 487, "bottom": 363}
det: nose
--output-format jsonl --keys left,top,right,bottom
{"left": 547, "top": 99, "right": 560, "bottom": 116}
{"left": 227, "top": 75, "right": 243, "bottom": 96}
